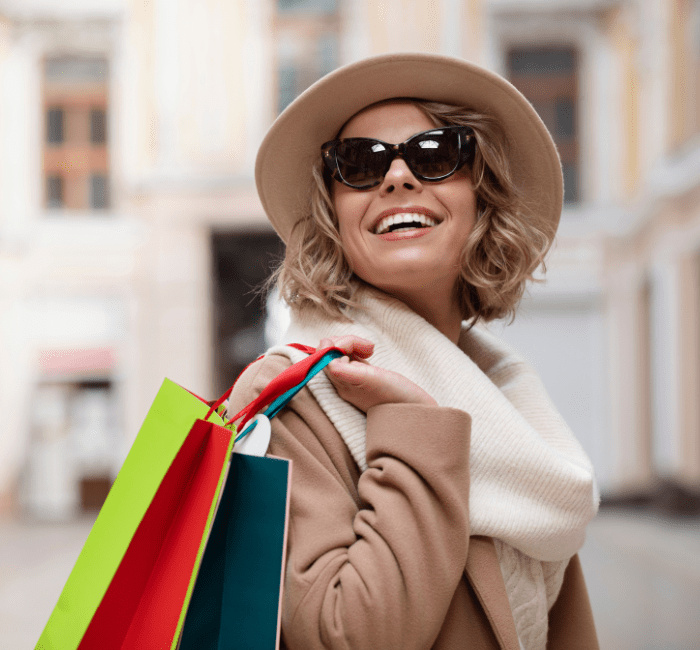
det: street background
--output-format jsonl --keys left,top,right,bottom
{"left": 1, "top": 0, "right": 700, "bottom": 647}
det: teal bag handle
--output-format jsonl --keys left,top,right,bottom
{"left": 236, "top": 348, "right": 343, "bottom": 442}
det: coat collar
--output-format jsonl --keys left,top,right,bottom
{"left": 465, "top": 536, "right": 521, "bottom": 650}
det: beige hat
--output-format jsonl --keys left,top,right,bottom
{"left": 255, "top": 52, "right": 562, "bottom": 244}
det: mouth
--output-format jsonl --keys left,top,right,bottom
{"left": 373, "top": 212, "right": 440, "bottom": 235}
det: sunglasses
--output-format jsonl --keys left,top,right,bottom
{"left": 321, "top": 125, "right": 475, "bottom": 190}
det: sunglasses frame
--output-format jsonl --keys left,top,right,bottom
{"left": 321, "top": 125, "right": 476, "bottom": 190}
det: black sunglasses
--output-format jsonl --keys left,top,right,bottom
{"left": 321, "top": 125, "right": 475, "bottom": 190}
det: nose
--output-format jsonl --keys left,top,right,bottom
{"left": 379, "top": 157, "right": 423, "bottom": 195}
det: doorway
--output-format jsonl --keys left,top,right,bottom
{"left": 211, "top": 230, "right": 285, "bottom": 397}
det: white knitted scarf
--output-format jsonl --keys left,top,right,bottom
{"left": 268, "top": 287, "right": 599, "bottom": 650}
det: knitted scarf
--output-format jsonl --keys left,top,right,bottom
{"left": 268, "top": 286, "right": 599, "bottom": 650}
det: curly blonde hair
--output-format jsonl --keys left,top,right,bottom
{"left": 270, "top": 99, "right": 557, "bottom": 325}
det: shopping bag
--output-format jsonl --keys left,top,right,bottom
{"left": 35, "top": 345, "right": 341, "bottom": 650}
{"left": 178, "top": 452, "right": 292, "bottom": 649}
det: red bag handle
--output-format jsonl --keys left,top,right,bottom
{"left": 204, "top": 343, "right": 336, "bottom": 428}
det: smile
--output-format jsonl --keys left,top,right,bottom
{"left": 373, "top": 213, "right": 440, "bottom": 235}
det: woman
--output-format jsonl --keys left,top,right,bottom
{"left": 227, "top": 53, "right": 599, "bottom": 650}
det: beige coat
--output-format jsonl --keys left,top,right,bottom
{"left": 228, "top": 354, "right": 600, "bottom": 650}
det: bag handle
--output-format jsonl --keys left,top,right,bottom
{"left": 205, "top": 344, "right": 344, "bottom": 431}
{"left": 229, "top": 346, "right": 343, "bottom": 431}
{"left": 235, "top": 348, "right": 342, "bottom": 442}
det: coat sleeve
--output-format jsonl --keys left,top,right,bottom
{"left": 227, "top": 355, "right": 473, "bottom": 650}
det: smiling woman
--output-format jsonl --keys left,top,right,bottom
{"left": 221, "top": 53, "right": 600, "bottom": 650}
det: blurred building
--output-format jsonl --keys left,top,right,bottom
{"left": 0, "top": 0, "right": 699, "bottom": 518}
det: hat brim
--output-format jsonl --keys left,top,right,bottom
{"left": 255, "top": 52, "right": 562, "bottom": 244}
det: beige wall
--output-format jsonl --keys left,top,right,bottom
{"left": 2, "top": 0, "right": 700, "bottom": 514}
{"left": 669, "top": 0, "right": 700, "bottom": 151}
{"left": 604, "top": 6, "right": 641, "bottom": 198}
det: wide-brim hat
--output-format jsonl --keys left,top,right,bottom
{"left": 255, "top": 52, "right": 562, "bottom": 244}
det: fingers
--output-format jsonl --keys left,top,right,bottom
{"left": 325, "top": 359, "right": 438, "bottom": 412}
{"left": 319, "top": 335, "right": 374, "bottom": 360}
{"left": 316, "top": 334, "right": 436, "bottom": 411}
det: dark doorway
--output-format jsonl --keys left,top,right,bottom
{"left": 211, "top": 230, "right": 285, "bottom": 397}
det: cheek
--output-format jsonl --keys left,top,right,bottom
{"left": 445, "top": 180, "right": 478, "bottom": 224}
{"left": 333, "top": 189, "right": 369, "bottom": 239}
{"left": 332, "top": 198, "right": 370, "bottom": 274}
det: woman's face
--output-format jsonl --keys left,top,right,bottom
{"left": 332, "top": 101, "right": 477, "bottom": 303}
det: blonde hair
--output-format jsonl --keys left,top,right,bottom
{"left": 270, "top": 99, "right": 556, "bottom": 325}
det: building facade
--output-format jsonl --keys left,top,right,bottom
{"left": 0, "top": 0, "right": 698, "bottom": 518}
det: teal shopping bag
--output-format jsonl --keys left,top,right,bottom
{"left": 179, "top": 452, "right": 291, "bottom": 649}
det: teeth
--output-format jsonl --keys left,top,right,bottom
{"left": 374, "top": 213, "right": 438, "bottom": 235}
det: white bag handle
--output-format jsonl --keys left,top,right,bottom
{"left": 233, "top": 414, "right": 271, "bottom": 457}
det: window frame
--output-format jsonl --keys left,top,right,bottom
{"left": 272, "top": 3, "right": 341, "bottom": 116}
{"left": 491, "top": 8, "right": 610, "bottom": 213}
{"left": 41, "top": 55, "right": 111, "bottom": 214}
{"left": 506, "top": 45, "right": 581, "bottom": 205}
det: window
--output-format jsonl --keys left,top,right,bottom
{"left": 277, "top": 0, "right": 338, "bottom": 13}
{"left": 274, "top": 0, "right": 340, "bottom": 114}
{"left": 90, "top": 108, "right": 107, "bottom": 144}
{"left": 211, "top": 232, "right": 285, "bottom": 396}
{"left": 90, "top": 174, "right": 109, "bottom": 209}
{"left": 47, "top": 108, "right": 64, "bottom": 144}
{"left": 507, "top": 46, "right": 580, "bottom": 203}
{"left": 46, "top": 175, "right": 64, "bottom": 209}
{"left": 43, "top": 56, "right": 110, "bottom": 211}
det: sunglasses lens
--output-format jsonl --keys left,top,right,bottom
{"left": 407, "top": 130, "right": 461, "bottom": 179}
{"left": 334, "top": 140, "right": 389, "bottom": 188}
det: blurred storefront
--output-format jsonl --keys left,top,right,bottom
{"left": 0, "top": 0, "right": 699, "bottom": 520}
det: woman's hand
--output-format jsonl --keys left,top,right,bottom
{"left": 320, "top": 335, "right": 438, "bottom": 412}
